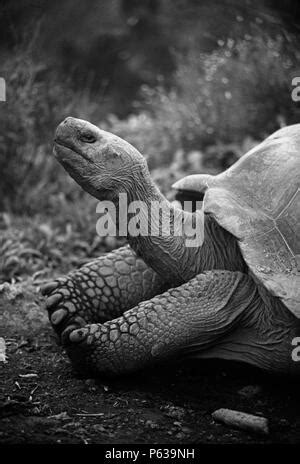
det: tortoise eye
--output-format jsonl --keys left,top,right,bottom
{"left": 80, "top": 133, "right": 96, "bottom": 143}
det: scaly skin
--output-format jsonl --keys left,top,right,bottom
{"left": 44, "top": 266, "right": 298, "bottom": 376}
{"left": 47, "top": 270, "right": 255, "bottom": 375}
{"left": 42, "top": 245, "right": 169, "bottom": 338}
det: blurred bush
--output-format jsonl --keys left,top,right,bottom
{"left": 0, "top": 35, "right": 104, "bottom": 214}
{"left": 0, "top": 26, "right": 299, "bottom": 223}
{"left": 108, "top": 33, "right": 299, "bottom": 174}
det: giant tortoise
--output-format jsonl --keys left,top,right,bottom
{"left": 42, "top": 117, "right": 300, "bottom": 376}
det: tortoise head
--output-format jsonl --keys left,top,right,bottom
{"left": 53, "top": 117, "right": 148, "bottom": 200}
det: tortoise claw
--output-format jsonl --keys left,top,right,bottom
{"left": 51, "top": 308, "right": 67, "bottom": 325}
{"left": 46, "top": 293, "right": 63, "bottom": 309}
{"left": 62, "top": 324, "right": 85, "bottom": 344}
{"left": 69, "top": 328, "right": 89, "bottom": 343}
{"left": 40, "top": 281, "right": 60, "bottom": 295}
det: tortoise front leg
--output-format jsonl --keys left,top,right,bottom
{"left": 57, "top": 270, "right": 262, "bottom": 377}
{"left": 42, "top": 245, "right": 168, "bottom": 338}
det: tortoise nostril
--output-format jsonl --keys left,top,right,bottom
{"left": 63, "top": 117, "right": 77, "bottom": 127}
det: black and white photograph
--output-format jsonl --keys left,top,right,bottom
{"left": 0, "top": 0, "right": 299, "bottom": 451}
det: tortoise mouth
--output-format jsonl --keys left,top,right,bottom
{"left": 53, "top": 139, "right": 91, "bottom": 162}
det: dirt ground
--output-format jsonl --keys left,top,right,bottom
{"left": 0, "top": 279, "right": 300, "bottom": 445}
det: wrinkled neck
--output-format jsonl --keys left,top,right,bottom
{"left": 127, "top": 164, "right": 167, "bottom": 205}
{"left": 129, "top": 213, "right": 246, "bottom": 285}
{"left": 110, "top": 167, "right": 246, "bottom": 284}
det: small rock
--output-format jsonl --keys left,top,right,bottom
{"left": 212, "top": 408, "right": 269, "bottom": 435}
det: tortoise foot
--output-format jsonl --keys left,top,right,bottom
{"left": 41, "top": 275, "right": 90, "bottom": 342}
{"left": 41, "top": 246, "right": 169, "bottom": 346}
